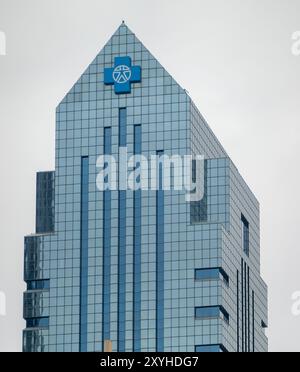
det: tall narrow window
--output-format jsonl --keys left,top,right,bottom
{"left": 80, "top": 156, "right": 89, "bottom": 352}
{"left": 118, "top": 108, "right": 127, "bottom": 352}
{"left": 102, "top": 128, "right": 112, "bottom": 349}
{"left": 133, "top": 125, "right": 142, "bottom": 352}
{"left": 241, "top": 214, "right": 250, "bottom": 256}
{"left": 191, "top": 160, "right": 207, "bottom": 223}
{"left": 156, "top": 150, "right": 165, "bottom": 352}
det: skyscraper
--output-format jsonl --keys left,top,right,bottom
{"left": 23, "top": 23, "right": 268, "bottom": 352}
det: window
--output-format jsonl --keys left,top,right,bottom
{"left": 191, "top": 160, "right": 207, "bottom": 223}
{"left": 195, "top": 268, "right": 229, "bottom": 285}
{"left": 195, "top": 344, "right": 228, "bottom": 353}
{"left": 26, "top": 317, "right": 49, "bottom": 328}
{"left": 118, "top": 108, "right": 127, "bottom": 146}
{"left": 27, "top": 280, "right": 50, "bottom": 291}
{"left": 195, "top": 306, "right": 230, "bottom": 323}
{"left": 241, "top": 214, "right": 250, "bottom": 256}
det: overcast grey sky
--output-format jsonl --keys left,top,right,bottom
{"left": 0, "top": 0, "right": 300, "bottom": 352}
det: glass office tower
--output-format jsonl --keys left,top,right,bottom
{"left": 23, "top": 23, "right": 268, "bottom": 352}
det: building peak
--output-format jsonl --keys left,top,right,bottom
{"left": 116, "top": 20, "right": 132, "bottom": 35}
{"left": 119, "top": 20, "right": 127, "bottom": 28}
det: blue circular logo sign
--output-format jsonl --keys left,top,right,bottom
{"left": 113, "top": 65, "right": 132, "bottom": 84}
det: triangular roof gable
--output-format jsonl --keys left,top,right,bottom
{"left": 58, "top": 22, "right": 187, "bottom": 106}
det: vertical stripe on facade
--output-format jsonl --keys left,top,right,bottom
{"left": 244, "top": 261, "right": 247, "bottom": 352}
{"left": 118, "top": 108, "right": 127, "bottom": 351}
{"left": 252, "top": 291, "right": 255, "bottom": 352}
{"left": 241, "top": 259, "right": 244, "bottom": 352}
{"left": 133, "top": 125, "right": 142, "bottom": 352}
{"left": 102, "top": 127, "right": 112, "bottom": 348}
{"left": 241, "top": 259, "right": 251, "bottom": 353}
{"left": 156, "top": 151, "right": 164, "bottom": 352}
{"left": 247, "top": 267, "right": 250, "bottom": 352}
{"left": 237, "top": 270, "right": 240, "bottom": 352}
{"left": 80, "top": 156, "right": 89, "bottom": 352}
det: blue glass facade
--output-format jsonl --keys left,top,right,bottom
{"left": 23, "top": 23, "right": 268, "bottom": 352}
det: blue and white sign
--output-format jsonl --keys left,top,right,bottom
{"left": 104, "top": 56, "right": 141, "bottom": 94}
